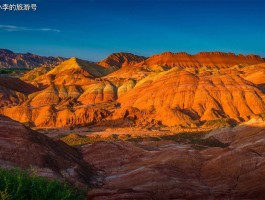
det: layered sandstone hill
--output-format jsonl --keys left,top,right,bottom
{"left": 84, "top": 118, "right": 265, "bottom": 199}
{"left": 0, "top": 49, "right": 64, "bottom": 69}
{"left": 0, "top": 115, "right": 93, "bottom": 187}
{"left": 117, "top": 68, "right": 265, "bottom": 126}
{"left": 1, "top": 51, "right": 265, "bottom": 128}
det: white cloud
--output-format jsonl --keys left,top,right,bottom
{"left": 0, "top": 25, "right": 60, "bottom": 33}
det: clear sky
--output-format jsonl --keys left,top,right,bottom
{"left": 0, "top": 0, "right": 264, "bottom": 61}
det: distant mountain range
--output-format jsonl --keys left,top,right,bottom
{"left": 0, "top": 49, "right": 65, "bottom": 69}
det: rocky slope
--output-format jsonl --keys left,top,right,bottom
{"left": 0, "top": 49, "right": 64, "bottom": 69}
{"left": 84, "top": 117, "right": 265, "bottom": 199}
{"left": 0, "top": 115, "right": 93, "bottom": 187}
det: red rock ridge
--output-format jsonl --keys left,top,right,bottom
{"left": 143, "top": 51, "right": 264, "bottom": 68}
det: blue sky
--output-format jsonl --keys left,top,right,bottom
{"left": 0, "top": 0, "right": 264, "bottom": 61}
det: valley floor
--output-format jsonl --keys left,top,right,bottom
{"left": 38, "top": 118, "right": 265, "bottom": 199}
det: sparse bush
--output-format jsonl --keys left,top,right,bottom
{"left": 0, "top": 168, "right": 85, "bottom": 200}
{"left": 203, "top": 118, "right": 230, "bottom": 128}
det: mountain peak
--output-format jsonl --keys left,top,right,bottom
{"left": 98, "top": 52, "right": 146, "bottom": 68}
{"left": 47, "top": 57, "right": 103, "bottom": 75}
{"left": 47, "top": 57, "right": 81, "bottom": 73}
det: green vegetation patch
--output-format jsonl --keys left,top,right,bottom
{"left": 60, "top": 133, "right": 118, "bottom": 146}
{"left": 160, "top": 132, "right": 228, "bottom": 149}
{"left": 0, "top": 168, "right": 85, "bottom": 200}
{"left": 0, "top": 68, "right": 30, "bottom": 75}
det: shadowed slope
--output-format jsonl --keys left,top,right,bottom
{"left": 0, "top": 115, "right": 93, "bottom": 187}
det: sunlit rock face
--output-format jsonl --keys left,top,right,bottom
{"left": 0, "top": 51, "right": 265, "bottom": 128}
{"left": 118, "top": 68, "right": 265, "bottom": 125}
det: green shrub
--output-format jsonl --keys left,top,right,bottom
{"left": 0, "top": 68, "right": 30, "bottom": 75}
{"left": 0, "top": 168, "right": 85, "bottom": 200}
{"left": 60, "top": 133, "right": 91, "bottom": 146}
